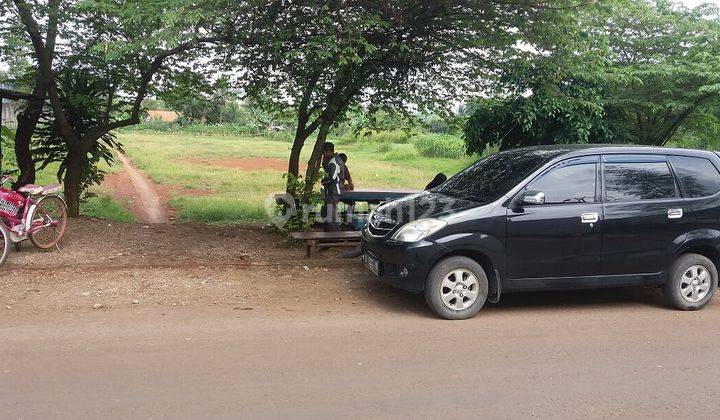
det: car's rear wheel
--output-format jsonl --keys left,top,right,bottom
{"left": 425, "top": 256, "right": 488, "bottom": 320}
{"left": 663, "top": 253, "right": 718, "bottom": 310}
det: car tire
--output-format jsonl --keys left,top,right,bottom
{"left": 663, "top": 253, "right": 718, "bottom": 311}
{"left": 425, "top": 256, "right": 489, "bottom": 320}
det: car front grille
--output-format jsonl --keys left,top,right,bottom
{"left": 367, "top": 214, "right": 397, "bottom": 237}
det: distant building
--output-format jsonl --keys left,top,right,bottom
{"left": 0, "top": 100, "right": 19, "bottom": 129}
{"left": 0, "top": 82, "right": 20, "bottom": 129}
{"left": 145, "top": 110, "right": 180, "bottom": 123}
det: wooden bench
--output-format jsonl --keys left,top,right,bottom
{"left": 290, "top": 231, "right": 362, "bottom": 258}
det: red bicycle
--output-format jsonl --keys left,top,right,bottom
{"left": 0, "top": 174, "right": 68, "bottom": 265}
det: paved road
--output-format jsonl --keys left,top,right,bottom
{"left": 2, "top": 289, "right": 720, "bottom": 419}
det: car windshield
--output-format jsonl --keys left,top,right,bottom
{"left": 435, "top": 148, "right": 569, "bottom": 203}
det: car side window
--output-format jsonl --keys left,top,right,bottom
{"left": 527, "top": 163, "right": 597, "bottom": 204}
{"left": 604, "top": 161, "right": 677, "bottom": 202}
{"left": 669, "top": 156, "right": 720, "bottom": 198}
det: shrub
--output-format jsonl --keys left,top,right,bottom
{"left": 377, "top": 142, "right": 395, "bottom": 153}
{"left": 414, "top": 134, "right": 466, "bottom": 159}
{"left": 125, "top": 122, "right": 271, "bottom": 136}
{"left": 369, "top": 129, "right": 412, "bottom": 144}
{"left": 333, "top": 134, "right": 359, "bottom": 144}
{"left": 266, "top": 131, "right": 294, "bottom": 142}
{"left": 381, "top": 149, "right": 418, "bottom": 161}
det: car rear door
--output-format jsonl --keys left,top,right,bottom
{"left": 600, "top": 154, "right": 686, "bottom": 275}
{"left": 506, "top": 156, "right": 603, "bottom": 280}
{"left": 667, "top": 154, "right": 720, "bottom": 237}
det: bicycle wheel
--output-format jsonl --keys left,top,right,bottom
{"left": 0, "top": 223, "right": 10, "bottom": 266}
{"left": 29, "top": 195, "right": 67, "bottom": 250}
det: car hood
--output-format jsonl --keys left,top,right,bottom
{"left": 374, "top": 191, "right": 479, "bottom": 225}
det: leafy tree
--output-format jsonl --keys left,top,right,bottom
{"left": 599, "top": 0, "right": 720, "bottom": 146}
{"left": 4, "top": 0, "right": 231, "bottom": 216}
{"left": 33, "top": 70, "right": 122, "bottom": 199}
{"left": 465, "top": 1, "right": 720, "bottom": 154}
{"left": 224, "top": 0, "right": 581, "bottom": 197}
{"left": 160, "top": 72, "right": 241, "bottom": 124}
{"left": 0, "top": 0, "right": 59, "bottom": 189}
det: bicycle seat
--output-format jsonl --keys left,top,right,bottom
{"left": 18, "top": 184, "right": 61, "bottom": 195}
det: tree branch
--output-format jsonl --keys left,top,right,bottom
{"left": 12, "top": 0, "right": 78, "bottom": 144}
{"left": 0, "top": 88, "right": 38, "bottom": 101}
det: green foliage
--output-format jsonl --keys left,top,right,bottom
{"left": 377, "top": 142, "right": 395, "bottom": 153}
{"left": 227, "top": 1, "right": 581, "bottom": 191}
{"left": 171, "top": 195, "right": 266, "bottom": 224}
{"left": 464, "top": 0, "right": 720, "bottom": 154}
{"left": 34, "top": 70, "right": 122, "bottom": 191}
{"left": 368, "top": 130, "right": 412, "bottom": 144}
{"left": 381, "top": 149, "right": 418, "bottom": 162}
{"left": 598, "top": 1, "right": 720, "bottom": 145}
{"left": 415, "top": 134, "right": 466, "bottom": 159}
{"left": 82, "top": 193, "right": 136, "bottom": 223}
{"left": 126, "top": 122, "right": 297, "bottom": 142}
{"left": 159, "top": 73, "right": 242, "bottom": 125}
{"left": 0, "top": 125, "right": 17, "bottom": 171}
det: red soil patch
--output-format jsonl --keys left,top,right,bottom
{"left": 102, "top": 170, "right": 174, "bottom": 221}
{"left": 177, "top": 157, "right": 304, "bottom": 172}
{"left": 102, "top": 158, "right": 214, "bottom": 222}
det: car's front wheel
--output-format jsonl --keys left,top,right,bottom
{"left": 425, "top": 256, "right": 489, "bottom": 320}
{"left": 663, "top": 253, "right": 718, "bottom": 310}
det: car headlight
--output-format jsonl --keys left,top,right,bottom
{"left": 391, "top": 218, "right": 447, "bottom": 243}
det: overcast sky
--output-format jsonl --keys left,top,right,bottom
{"left": 680, "top": 0, "right": 720, "bottom": 6}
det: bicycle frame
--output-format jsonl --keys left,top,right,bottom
{"left": 0, "top": 176, "right": 63, "bottom": 242}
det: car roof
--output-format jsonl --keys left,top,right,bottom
{"left": 514, "top": 144, "right": 718, "bottom": 159}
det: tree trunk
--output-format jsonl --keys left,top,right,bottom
{"left": 62, "top": 146, "right": 84, "bottom": 217}
{"left": 302, "top": 119, "right": 333, "bottom": 198}
{"left": 11, "top": 92, "right": 44, "bottom": 189}
{"left": 286, "top": 126, "right": 308, "bottom": 195}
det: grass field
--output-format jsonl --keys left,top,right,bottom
{"left": 34, "top": 162, "right": 136, "bottom": 223}
{"left": 116, "top": 131, "right": 477, "bottom": 223}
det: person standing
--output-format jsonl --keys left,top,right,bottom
{"left": 338, "top": 153, "right": 355, "bottom": 191}
{"left": 320, "top": 142, "right": 345, "bottom": 232}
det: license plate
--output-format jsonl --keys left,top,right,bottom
{"left": 364, "top": 252, "right": 380, "bottom": 277}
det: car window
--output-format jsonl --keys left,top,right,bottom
{"left": 528, "top": 163, "right": 596, "bottom": 204}
{"left": 604, "top": 161, "right": 677, "bottom": 202}
{"left": 435, "top": 148, "right": 568, "bottom": 204}
{"left": 669, "top": 156, "right": 720, "bottom": 198}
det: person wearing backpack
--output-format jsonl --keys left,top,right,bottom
{"left": 320, "top": 142, "right": 345, "bottom": 232}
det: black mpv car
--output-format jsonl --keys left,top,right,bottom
{"left": 362, "top": 145, "right": 720, "bottom": 319}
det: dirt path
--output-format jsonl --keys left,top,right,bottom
{"left": 111, "top": 154, "right": 169, "bottom": 223}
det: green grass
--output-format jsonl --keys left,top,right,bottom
{"left": 81, "top": 193, "right": 136, "bottom": 223}
{"left": 117, "top": 131, "right": 478, "bottom": 223}
{"left": 34, "top": 161, "right": 136, "bottom": 223}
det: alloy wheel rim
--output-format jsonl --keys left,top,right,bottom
{"left": 440, "top": 268, "right": 479, "bottom": 311}
{"left": 680, "top": 264, "right": 711, "bottom": 303}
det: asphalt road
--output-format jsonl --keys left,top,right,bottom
{"left": 2, "top": 288, "right": 720, "bottom": 419}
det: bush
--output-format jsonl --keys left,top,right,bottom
{"left": 125, "top": 122, "right": 266, "bottom": 136}
{"left": 369, "top": 129, "right": 412, "bottom": 144}
{"left": 333, "top": 133, "right": 359, "bottom": 144}
{"left": 265, "top": 131, "right": 294, "bottom": 142}
{"left": 414, "top": 134, "right": 466, "bottom": 159}
{"left": 377, "top": 142, "right": 395, "bottom": 153}
{"left": 381, "top": 149, "right": 418, "bottom": 161}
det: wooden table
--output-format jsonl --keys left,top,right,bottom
{"left": 290, "top": 231, "right": 362, "bottom": 258}
{"left": 276, "top": 188, "right": 419, "bottom": 229}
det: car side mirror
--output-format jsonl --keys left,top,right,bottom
{"left": 521, "top": 190, "right": 545, "bottom": 205}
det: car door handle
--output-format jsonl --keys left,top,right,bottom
{"left": 581, "top": 212, "right": 599, "bottom": 224}
{"left": 668, "top": 208, "right": 683, "bottom": 219}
